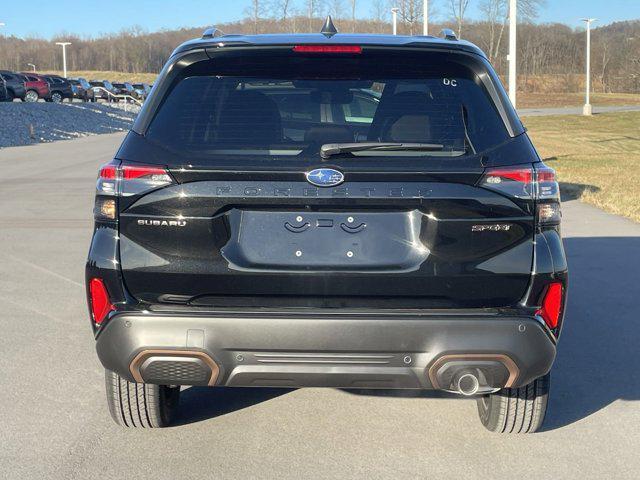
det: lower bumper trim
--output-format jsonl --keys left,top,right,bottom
{"left": 95, "top": 312, "right": 556, "bottom": 389}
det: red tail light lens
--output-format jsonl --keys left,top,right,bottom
{"left": 536, "top": 282, "right": 563, "bottom": 329}
{"left": 122, "top": 165, "right": 172, "bottom": 181}
{"left": 479, "top": 166, "right": 534, "bottom": 199}
{"left": 89, "top": 278, "right": 114, "bottom": 325}
{"left": 479, "top": 164, "right": 561, "bottom": 225}
{"left": 293, "top": 45, "right": 362, "bottom": 54}
{"left": 99, "top": 164, "right": 117, "bottom": 179}
{"left": 96, "top": 161, "right": 173, "bottom": 198}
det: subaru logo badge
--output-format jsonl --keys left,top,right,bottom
{"left": 305, "top": 168, "right": 344, "bottom": 187}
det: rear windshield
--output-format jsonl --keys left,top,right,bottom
{"left": 146, "top": 52, "right": 509, "bottom": 161}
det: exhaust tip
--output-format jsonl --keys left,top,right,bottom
{"left": 456, "top": 372, "right": 480, "bottom": 396}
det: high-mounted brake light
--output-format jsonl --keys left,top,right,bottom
{"left": 89, "top": 278, "right": 114, "bottom": 325}
{"left": 293, "top": 45, "right": 362, "bottom": 54}
{"left": 536, "top": 282, "right": 563, "bottom": 330}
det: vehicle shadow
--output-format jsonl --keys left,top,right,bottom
{"left": 173, "top": 386, "right": 293, "bottom": 426}
{"left": 559, "top": 182, "right": 600, "bottom": 201}
{"left": 542, "top": 236, "right": 640, "bottom": 430}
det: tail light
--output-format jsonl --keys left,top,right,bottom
{"left": 478, "top": 164, "right": 561, "bottom": 225}
{"left": 94, "top": 161, "right": 174, "bottom": 220}
{"left": 89, "top": 278, "right": 114, "bottom": 325}
{"left": 536, "top": 282, "right": 564, "bottom": 330}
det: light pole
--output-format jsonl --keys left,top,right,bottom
{"left": 581, "top": 18, "right": 597, "bottom": 116}
{"left": 391, "top": 8, "right": 399, "bottom": 35}
{"left": 508, "top": 0, "right": 517, "bottom": 107}
{"left": 55, "top": 42, "right": 72, "bottom": 78}
{"left": 423, "top": 0, "right": 429, "bottom": 36}
{"left": 27, "top": 63, "right": 36, "bottom": 72}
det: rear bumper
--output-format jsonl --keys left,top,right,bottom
{"left": 95, "top": 311, "right": 556, "bottom": 391}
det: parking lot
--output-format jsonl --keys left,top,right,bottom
{"left": 0, "top": 132, "right": 639, "bottom": 479}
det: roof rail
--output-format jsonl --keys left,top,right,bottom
{"left": 440, "top": 29, "right": 458, "bottom": 41}
{"left": 202, "top": 27, "right": 224, "bottom": 39}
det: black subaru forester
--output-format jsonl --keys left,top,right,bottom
{"left": 86, "top": 21, "right": 567, "bottom": 433}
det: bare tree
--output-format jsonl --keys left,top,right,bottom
{"left": 371, "top": 0, "right": 387, "bottom": 23}
{"left": 479, "top": 0, "right": 545, "bottom": 62}
{"left": 329, "top": 0, "right": 346, "bottom": 18}
{"left": 306, "top": 0, "right": 326, "bottom": 31}
{"left": 395, "top": 0, "right": 424, "bottom": 35}
{"left": 272, "top": 0, "right": 293, "bottom": 21}
{"left": 449, "top": 0, "right": 471, "bottom": 38}
{"left": 350, "top": 0, "right": 357, "bottom": 31}
{"left": 245, "top": 0, "right": 264, "bottom": 34}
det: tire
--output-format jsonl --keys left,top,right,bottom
{"left": 50, "top": 91, "right": 63, "bottom": 103}
{"left": 24, "top": 90, "right": 39, "bottom": 102}
{"left": 476, "top": 373, "right": 550, "bottom": 433}
{"left": 104, "top": 369, "right": 180, "bottom": 428}
{"left": 6, "top": 90, "right": 14, "bottom": 102}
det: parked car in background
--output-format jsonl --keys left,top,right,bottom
{"left": 90, "top": 80, "right": 117, "bottom": 102}
{"left": 0, "top": 76, "right": 8, "bottom": 102}
{"left": 68, "top": 78, "right": 95, "bottom": 102}
{"left": 112, "top": 82, "right": 136, "bottom": 98}
{"left": 19, "top": 73, "right": 51, "bottom": 102}
{"left": 41, "top": 75, "right": 74, "bottom": 103}
{"left": 0, "top": 70, "right": 27, "bottom": 101}
{"left": 132, "top": 83, "right": 151, "bottom": 101}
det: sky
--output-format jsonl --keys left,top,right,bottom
{"left": 1, "top": 0, "right": 638, "bottom": 39}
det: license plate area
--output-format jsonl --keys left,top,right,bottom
{"left": 221, "top": 209, "right": 428, "bottom": 272}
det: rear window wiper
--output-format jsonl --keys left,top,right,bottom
{"left": 320, "top": 142, "right": 445, "bottom": 159}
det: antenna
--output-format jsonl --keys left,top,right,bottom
{"left": 320, "top": 16, "right": 338, "bottom": 37}
{"left": 440, "top": 29, "right": 458, "bottom": 41}
{"left": 202, "top": 27, "right": 224, "bottom": 39}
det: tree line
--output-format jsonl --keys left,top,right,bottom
{"left": 0, "top": 0, "right": 638, "bottom": 93}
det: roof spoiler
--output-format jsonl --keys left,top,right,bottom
{"left": 202, "top": 27, "right": 224, "bottom": 39}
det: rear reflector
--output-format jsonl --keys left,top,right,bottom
{"left": 89, "top": 278, "right": 114, "bottom": 325}
{"left": 293, "top": 45, "right": 362, "bottom": 54}
{"left": 536, "top": 282, "right": 563, "bottom": 329}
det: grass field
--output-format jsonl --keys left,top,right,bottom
{"left": 518, "top": 92, "right": 640, "bottom": 108}
{"left": 524, "top": 111, "right": 640, "bottom": 222}
{"left": 49, "top": 71, "right": 158, "bottom": 84}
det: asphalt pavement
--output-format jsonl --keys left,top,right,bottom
{"left": 1, "top": 133, "right": 639, "bottom": 479}
{"left": 518, "top": 104, "right": 640, "bottom": 116}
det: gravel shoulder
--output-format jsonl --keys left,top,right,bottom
{"left": 0, "top": 102, "right": 137, "bottom": 149}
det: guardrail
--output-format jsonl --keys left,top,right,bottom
{"left": 91, "top": 87, "right": 142, "bottom": 112}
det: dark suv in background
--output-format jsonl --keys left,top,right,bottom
{"left": 0, "top": 76, "right": 8, "bottom": 102}
{"left": 90, "top": 80, "right": 117, "bottom": 102}
{"left": 87, "top": 23, "right": 567, "bottom": 434}
{"left": 132, "top": 83, "right": 151, "bottom": 101}
{"left": 68, "top": 77, "right": 95, "bottom": 102}
{"left": 41, "top": 75, "right": 73, "bottom": 103}
{"left": 0, "top": 70, "right": 27, "bottom": 101}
